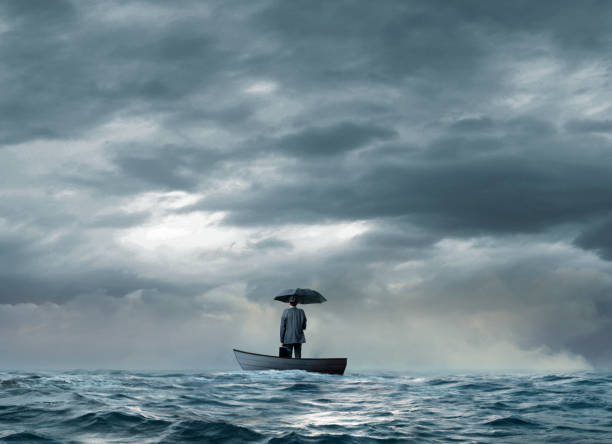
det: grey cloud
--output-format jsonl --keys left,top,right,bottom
{"left": 357, "top": 155, "right": 610, "bottom": 234}
{"left": 0, "top": 224, "right": 192, "bottom": 304}
{"left": 251, "top": 0, "right": 612, "bottom": 98}
{"left": 275, "top": 122, "right": 397, "bottom": 157}
{"left": 423, "top": 136, "right": 503, "bottom": 160}
{"left": 447, "top": 117, "right": 556, "bottom": 137}
{"left": 114, "top": 152, "right": 198, "bottom": 191}
{"left": 253, "top": 0, "right": 488, "bottom": 84}
{"left": 452, "top": 0, "right": 612, "bottom": 52}
{"left": 170, "top": 124, "right": 388, "bottom": 188}
{"left": 409, "top": 261, "right": 612, "bottom": 366}
{"left": 0, "top": 268, "right": 181, "bottom": 305}
{"left": 449, "top": 117, "right": 496, "bottom": 133}
{"left": 1, "top": 0, "right": 75, "bottom": 30}
{"left": 0, "top": 237, "right": 35, "bottom": 275}
{"left": 59, "top": 171, "right": 142, "bottom": 197}
{"left": 89, "top": 211, "right": 152, "bottom": 228}
{"left": 567, "top": 298, "right": 612, "bottom": 367}
{"left": 63, "top": 144, "right": 226, "bottom": 195}
{"left": 3, "top": 0, "right": 611, "bottom": 147}
{"left": 503, "top": 117, "right": 557, "bottom": 137}
{"left": 574, "top": 217, "right": 612, "bottom": 261}
{"left": 566, "top": 119, "right": 612, "bottom": 133}
{"left": 163, "top": 104, "right": 255, "bottom": 131}
{"left": 248, "top": 237, "right": 293, "bottom": 251}
{"left": 197, "top": 128, "right": 612, "bottom": 236}
{"left": 353, "top": 225, "right": 439, "bottom": 252}
{"left": 0, "top": 1, "right": 235, "bottom": 145}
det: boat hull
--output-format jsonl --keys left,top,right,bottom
{"left": 233, "top": 349, "right": 347, "bottom": 375}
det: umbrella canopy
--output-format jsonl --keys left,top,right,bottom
{"left": 274, "top": 288, "right": 326, "bottom": 304}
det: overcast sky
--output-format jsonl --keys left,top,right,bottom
{"left": 2, "top": 0, "right": 612, "bottom": 371}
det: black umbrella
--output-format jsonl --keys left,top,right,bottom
{"left": 274, "top": 288, "right": 326, "bottom": 304}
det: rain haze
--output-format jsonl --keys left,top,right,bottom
{"left": 2, "top": 0, "right": 612, "bottom": 372}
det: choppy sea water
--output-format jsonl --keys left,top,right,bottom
{"left": 1, "top": 369, "right": 611, "bottom": 443}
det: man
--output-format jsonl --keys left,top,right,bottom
{"left": 280, "top": 296, "right": 307, "bottom": 358}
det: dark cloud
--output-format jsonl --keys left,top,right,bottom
{"left": 567, "top": 298, "right": 612, "bottom": 367}
{"left": 566, "top": 119, "right": 612, "bottom": 133}
{"left": 452, "top": 0, "right": 612, "bottom": 51}
{"left": 575, "top": 217, "right": 612, "bottom": 261}
{"left": 0, "top": 269, "right": 178, "bottom": 305}
{"left": 423, "top": 136, "right": 503, "bottom": 160}
{"left": 58, "top": 143, "right": 227, "bottom": 196}
{"left": 248, "top": 237, "right": 293, "bottom": 251}
{"left": 449, "top": 117, "right": 496, "bottom": 133}
{"left": 275, "top": 122, "right": 397, "bottom": 157}
{"left": 113, "top": 148, "right": 200, "bottom": 191}
{"left": 0, "top": 0, "right": 236, "bottom": 145}
{"left": 196, "top": 127, "right": 612, "bottom": 237}
{"left": 1, "top": 0, "right": 75, "bottom": 29}
{"left": 447, "top": 117, "right": 556, "bottom": 138}
{"left": 253, "top": 0, "right": 488, "bottom": 85}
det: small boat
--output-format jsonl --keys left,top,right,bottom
{"left": 233, "top": 349, "right": 347, "bottom": 375}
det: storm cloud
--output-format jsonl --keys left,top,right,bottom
{"left": 1, "top": 0, "right": 612, "bottom": 370}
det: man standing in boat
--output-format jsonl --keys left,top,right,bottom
{"left": 280, "top": 296, "right": 307, "bottom": 358}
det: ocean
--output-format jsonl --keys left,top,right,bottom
{"left": 1, "top": 369, "right": 611, "bottom": 443}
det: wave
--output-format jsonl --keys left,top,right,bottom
{"left": 539, "top": 375, "right": 576, "bottom": 382}
{"left": 0, "top": 431, "right": 60, "bottom": 442}
{"left": 457, "top": 382, "right": 507, "bottom": 392}
{"left": 573, "top": 378, "right": 607, "bottom": 386}
{"left": 427, "top": 378, "right": 458, "bottom": 386}
{"left": 165, "top": 420, "right": 262, "bottom": 443}
{"left": 268, "top": 431, "right": 411, "bottom": 443}
{"left": 178, "top": 394, "right": 234, "bottom": 407}
{"left": 485, "top": 416, "right": 540, "bottom": 427}
{"left": 563, "top": 400, "right": 604, "bottom": 410}
{"left": 61, "top": 411, "right": 171, "bottom": 434}
{"left": 282, "top": 383, "right": 321, "bottom": 392}
{"left": 0, "top": 406, "right": 72, "bottom": 424}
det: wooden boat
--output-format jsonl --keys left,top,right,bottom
{"left": 233, "top": 349, "right": 347, "bottom": 375}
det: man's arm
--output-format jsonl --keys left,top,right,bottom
{"left": 302, "top": 310, "right": 307, "bottom": 330}
{"left": 280, "top": 311, "right": 286, "bottom": 343}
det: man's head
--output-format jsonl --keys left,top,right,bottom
{"left": 289, "top": 296, "right": 298, "bottom": 307}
